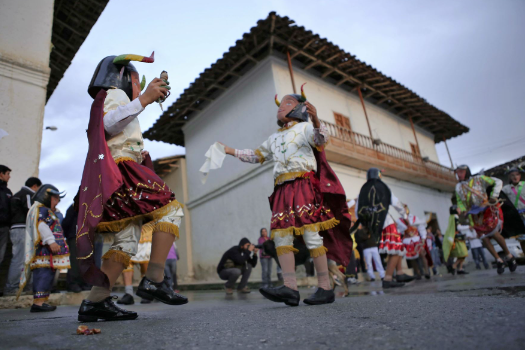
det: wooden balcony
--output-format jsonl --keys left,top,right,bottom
{"left": 321, "top": 120, "right": 457, "bottom": 191}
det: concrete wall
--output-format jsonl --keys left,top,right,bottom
{"left": 0, "top": 0, "right": 54, "bottom": 191}
{"left": 271, "top": 58, "right": 440, "bottom": 163}
{"left": 161, "top": 158, "right": 192, "bottom": 281}
{"left": 182, "top": 59, "right": 280, "bottom": 280}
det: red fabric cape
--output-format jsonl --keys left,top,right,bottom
{"left": 313, "top": 148, "right": 353, "bottom": 266}
{"left": 76, "top": 90, "right": 157, "bottom": 288}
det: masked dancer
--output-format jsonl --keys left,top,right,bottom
{"left": 76, "top": 53, "right": 187, "bottom": 322}
{"left": 220, "top": 85, "right": 353, "bottom": 306}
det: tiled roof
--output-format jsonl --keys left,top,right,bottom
{"left": 145, "top": 12, "right": 469, "bottom": 146}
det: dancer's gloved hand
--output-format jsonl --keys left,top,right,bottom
{"left": 139, "top": 78, "right": 169, "bottom": 107}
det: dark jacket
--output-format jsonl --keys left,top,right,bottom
{"left": 62, "top": 204, "right": 78, "bottom": 240}
{"left": 217, "top": 246, "right": 258, "bottom": 274}
{"left": 355, "top": 228, "right": 377, "bottom": 249}
{"left": 0, "top": 180, "right": 13, "bottom": 228}
{"left": 10, "top": 186, "right": 35, "bottom": 228}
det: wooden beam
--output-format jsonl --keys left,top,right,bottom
{"left": 286, "top": 51, "right": 297, "bottom": 93}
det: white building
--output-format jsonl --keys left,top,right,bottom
{"left": 148, "top": 13, "right": 469, "bottom": 281}
{"left": 0, "top": 0, "right": 107, "bottom": 191}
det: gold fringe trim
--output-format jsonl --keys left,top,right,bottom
{"left": 271, "top": 217, "right": 340, "bottom": 239}
{"left": 30, "top": 263, "right": 71, "bottom": 270}
{"left": 115, "top": 157, "right": 136, "bottom": 164}
{"left": 102, "top": 249, "right": 131, "bottom": 267}
{"left": 274, "top": 171, "right": 309, "bottom": 186}
{"left": 154, "top": 222, "right": 180, "bottom": 240}
{"left": 315, "top": 145, "right": 325, "bottom": 152}
{"left": 309, "top": 246, "right": 328, "bottom": 258}
{"left": 276, "top": 245, "right": 299, "bottom": 256}
{"left": 34, "top": 296, "right": 50, "bottom": 302}
{"left": 96, "top": 200, "right": 183, "bottom": 233}
{"left": 254, "top": 149, "right": 265, "bottom": 164}
{"left": 139, "top": 222, "right": 154, "bottom": 243}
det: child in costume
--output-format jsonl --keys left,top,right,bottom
{"left": 443, "top": 206, "right": 469, "bottom": 275}
{"left": 398, "top": 206, "right": 432, "bottom": 279}
{"left": 455, "top": 165, "right": 517, "bottom": 274}
{"left": 354, "top": 168, "right": 414, "bottom": 288}
{"left": 76, "top": 53, "right": 187, "bottom": 322}
{"left": 17, "top": 185, "right": 70, "bottom": 312}
{"left": 221, "top": 85, "right": 353, "bottom": 306}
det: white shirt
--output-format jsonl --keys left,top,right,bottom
{"left": 103, "top": 89, "right": 144, "bottom": 136}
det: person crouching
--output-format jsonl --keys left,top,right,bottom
{"left": 217, "top": 238, "right": 258, "bottom": 294}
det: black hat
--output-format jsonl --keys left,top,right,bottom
{"left": 455, "top": 164, "right": 472, "bottom": 180}
{"left": 449, "top": 205, "right": 458, "bottom": 215}
{"left": 367, "top": 167, "right": 382, "bottom": 180}
{"left": 88, "top": 56, "right": 138, "bottom": 100}
{"left": 33, "top": 184, "right": 65, "bottom": 208}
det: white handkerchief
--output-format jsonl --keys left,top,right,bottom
{"left": 199, "top": 142, "right": 226, "bottom": 184}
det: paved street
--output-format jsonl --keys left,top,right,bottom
{"left": 1, "top": 269, "right": 524, "bottom": 350}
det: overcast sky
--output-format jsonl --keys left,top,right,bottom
{"left": 41, "top": 0, "right": 525, "bottom": 212}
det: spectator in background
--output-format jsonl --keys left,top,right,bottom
{"left": 4, "top": 177, "right": 41, "bottom": 295}
{"left": 217, "top": 238, "right": 258, "bottom": 294}
{"left": 0, "top": 165, "right": 13, "bottom": 270}
{"left": 62, "top": 203, "right": 87, "bottom": 293}
{"left": 164, "top": 242, "right": 179, "bottom": 292}
{"left": 258, "top": 228, "right": 273, "bottom": 289}
{"left": 466, "top": 226, "right": 489, "bottom": 270}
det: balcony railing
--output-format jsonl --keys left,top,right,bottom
{"left": 320, "top": 120, "right": 456, "bottom": 184}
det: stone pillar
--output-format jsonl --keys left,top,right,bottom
{"left": 0, "top": 0, "right": 55, "bottom": 191}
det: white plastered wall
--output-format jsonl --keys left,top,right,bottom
{"left": 0, "top": 0, "right": 54, "bottom": 191}
{"left": 271, "top": 58, "right": 440, "bottom": 163}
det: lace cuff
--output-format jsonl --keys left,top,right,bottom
{"left": 313, "top": 124, "right": 329, "bottom": 146}
{"left": 234, "top": 149, "right": 261, "bottom": 164}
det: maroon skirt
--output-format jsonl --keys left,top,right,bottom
{"left": 269, "top": 172, "right": 339, "bottom": 238}
{"left": 97, "top": 160, "right": 177, "bottom": 232}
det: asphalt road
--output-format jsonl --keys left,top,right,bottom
{"left": 1, "top": 269, "right": 524, "bottom": 350}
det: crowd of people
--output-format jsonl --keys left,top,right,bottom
{"left": 0, "top": 166, "right": 181, "bottom": 311}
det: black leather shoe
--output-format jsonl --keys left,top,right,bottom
{"left": 140, "top": 298, "right": 152, "bottom": 304}
{"left": 30, "top": 303, "right": 57, "bottom": 312}
{"left": 78, "top": 296, "right": 138, "bottom": 322}
{"left": 117, "top": 293, "right": 135, "bottom": 305}
{"left": 382, "top": 280, "right": 405, "bottom": 289}
{"left": 424, "top": 274, "right": 431, "bottom": 280}
{"left": 303, "top": 288, "right": 335, "bottom": 305}
{"left": 136, "top": 276, "right": 188, "bottom": 305}
{"left": 507, "top": 257, "right": 518, "bottom": 272}
{"left": 497, "top": 260, "right": 505, "bottom": 275}
{"left": 395, "top": 274, "right": 415, "bottom": 283}
{"left": 259, "top": 285, "right": 300, "bottom": 306}
{"left": 457, "top": 270, "right": 469, "bottom": 275}
{"left": 451, "top": 268, "right": 456, "bottom": 275}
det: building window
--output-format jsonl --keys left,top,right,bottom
{"left": 333, "top": 112, "right": 352, "bottom": 141}
{"left": 410, "top": 142, "right": 420, "bottom": 157}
